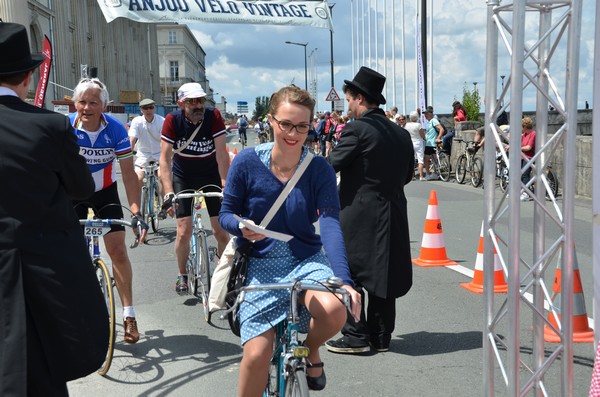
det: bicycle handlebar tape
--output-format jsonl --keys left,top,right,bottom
{"left": 544, "top": 244, "right": 594, "bottom": 343}
{"left": 412, "top": 190, "right": 458, "bottom": 267}
{"left": 460, "top": 221, "right": 507, "bottom": 294}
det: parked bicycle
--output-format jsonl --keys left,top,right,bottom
{"left": 77, "top": 209, "right": 145, "bottom": 376}
{"left": 139, "top": 161, "right": 163, "bottom": 233}
{"left": 425, "top": 143, "right": 451, "bottom": 182}
{"left": 170, "top": 186, "right": 223, "bottom": 321}
{"left": 454, "top": 138, "right": 483, "bottom": 187}
{"left": 221, "top": 277, "right": 350, "bottom": 397}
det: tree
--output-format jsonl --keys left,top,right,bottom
{"left": 253, "top": 96, "right": 271, "bottom": 121}
{"left": 461, "top": 83, "right": 482, "bottom": 122}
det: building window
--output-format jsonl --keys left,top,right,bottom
{"left": 168, "top": 31, "right": 176, "bottom": 44}
{"left": 169, "top": 61, "right": 179, "bottom": 82}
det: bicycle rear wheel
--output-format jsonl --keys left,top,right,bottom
{"left": 499, "top": 162, "right": 509, "bottom": 193}
{"left": 140, "top": 186, "right": 148, "bottom": 225}
{"left": 284, "top": 368, "right": 310, "bottom": 397}
{"left": 150, "top": 181, "right": 162, "bottom": 233}
{"left": 438, "top": 153, "right": 451, "bottom": 182}
{"left": 471, "top": 157, "right": 483, "bottom": 187}
{"left": 455, "top": 155, "right": 467, "bottom": 184}
{"left": 95, "top": 259, "right": 115, "bottom": 376}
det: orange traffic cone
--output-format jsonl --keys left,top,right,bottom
{"left": 412, "top": 190, "right": 457, "bottom": 267}
{"left": 226, "top": 145, "right": 230, "bottom": 153}
{"left": 233, "top": 148, "right": 238, "bottom": 155}
{"left": 460, "top": 222, "right": 508, "bottom": 294}
{"left": 544, "top": 247, "right": 594, "bottom": 343}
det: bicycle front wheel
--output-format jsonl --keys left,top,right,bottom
{"left": 95, "top": 259, "right": 116, "bottom": 376}
{"left": 187, "top": 232, "right": 199, "bottom": 296}
{"left": 455, "top": 155, "right": 467, "bottom": 184}
{"left": 546, "top": 168, "right": 559, "bottom": 200}
{"left": 151, "top": 182, "right": 162, "bottom": 233}
{"left": 471, "top": 157, "right": 483, "bottom": 187}
{"left": 284, "top": 368, "right": 310, "bottom": 397}
{"left": 197, "top": 233, "right": 212, "bottom": 322}
{"left": 438, "top": 153, "right": 451, "bottom": 182}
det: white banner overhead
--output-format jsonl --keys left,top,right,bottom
{"left": 97, "top": 0, "right": 333, "bottom": 30}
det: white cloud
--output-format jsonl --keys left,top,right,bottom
{"left": 190, "top": 0, "right": 596, "bottom": 117}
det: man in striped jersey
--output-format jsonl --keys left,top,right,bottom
{"left": 160, "top": 82, "right": 230, "bottom": 295}
{"left": 70, "top": 77, "right": 147, "bottom": 344}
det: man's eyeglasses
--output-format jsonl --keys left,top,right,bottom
{"left": 271, "top": 116, "right": 311, "bottom": 134}
{"left": 183, "top": 97, "right": 206, "bottom": 105}
{"left": 141, "top": 105, "right": 155, "bottom": 110}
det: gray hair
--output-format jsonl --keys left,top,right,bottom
{"left": 409, "top": 111, "right": 419, "bottom": 122}
{"left": 72, "top": 78, "right": 109, "bottom": 106}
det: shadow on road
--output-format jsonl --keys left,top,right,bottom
{"left": 393, "top": 330, "right": 483, "bottom": 356}
{"left": 143, "top": 227, "right": 176, "bottom": 246}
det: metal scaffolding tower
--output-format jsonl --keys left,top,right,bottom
{"left": 482, "top": 0, "right": 582, "bottom": 395}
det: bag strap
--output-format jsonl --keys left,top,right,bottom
{"left": 173, "top": 120, "right": 203, "bottom": 154}
{"left": 260, "top": 151, "right": 314, "bottom": 228}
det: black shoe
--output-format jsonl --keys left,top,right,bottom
{"left": 306, "top": 362, "right": 326, "bottom": 391}
{"left": 325, "top": 337, "right": 370, "bottom": 354}
{"left": 369, "top": 341, "right": 390, "bottom": 352}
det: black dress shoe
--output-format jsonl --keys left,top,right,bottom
{"left": 306, "top": 362, "right": 326, "bottom": 391}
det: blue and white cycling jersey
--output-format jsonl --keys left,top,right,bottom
{"left": 69, "top": 112, "right": 133, "bottom": 192}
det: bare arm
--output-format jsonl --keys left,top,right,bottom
{"left": 214, "top": 134, "right": 230, "bottom": 188}
{"left": 120, "top": 156, "right": 147, "bottom": 242}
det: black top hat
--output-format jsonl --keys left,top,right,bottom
{"left": 344, "top": 66, "right": 386, "bottom": 105}
{"left": 0, "top": 23, "right": 44, "bottom": 75}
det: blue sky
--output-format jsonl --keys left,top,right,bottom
{"left": 189, "top": 0, "right": 596, "bottom": 116}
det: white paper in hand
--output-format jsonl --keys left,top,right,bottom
{"left": 233, "top": 215, "right": 293, "bottom": 242}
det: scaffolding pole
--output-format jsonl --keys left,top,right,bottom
{"left": 483, "top": 0, "right": 581, "bottom": 395}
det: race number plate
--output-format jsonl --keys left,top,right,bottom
{"left": 84, "top": 222, "right": 110, "bottom": 237}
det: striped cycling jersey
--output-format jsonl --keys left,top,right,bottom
{"left": 69, "top": 112, "right": 133, "bottom": 192}
{"left": 160, "top": 107, "right": 226, "bottom": 178}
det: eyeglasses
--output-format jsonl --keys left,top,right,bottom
{"left": 271, "top": 116, "right": 311, "bottom": 134}
{"left": 141, "top": 105, "right": 155, "bottom": 110}
{"left": 183, "top": 97, "right": 206, "bottom": 105}
{"left": 399, "top": 118, "right": 406, "bottom": 121}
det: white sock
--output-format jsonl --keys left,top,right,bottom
{"left": 123, "top": 306, "right": 136, "bottom": 319}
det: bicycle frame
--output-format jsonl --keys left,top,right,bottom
{"left": 141, "top": 162, "right": 162, "bottom": 233}
{"left": 227, "top": 279, "right": 350, "bottom": 397}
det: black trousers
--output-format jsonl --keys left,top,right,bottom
{"left": 342, "top": 288, "right": 396, "bottom": 347}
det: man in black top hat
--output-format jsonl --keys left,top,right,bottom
{"left": 0, "top": 22, "right": 109, "bottom": 396}
{"left": 326, "top": 66, "right": 414, "bottom": 353}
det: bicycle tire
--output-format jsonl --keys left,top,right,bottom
{"left": 438, "top": 153, "right": 451, "bottom": 182}
{"left": 197, "top": 233, "right": 212, "bottom": 322}
{"left": 95, "top": 258, "right": 116, "bottom": 376}
{"left": 499, "top": 163, "right": 509, "bottom": 193}
{"left": 546, "top": 168, "right": 559, "bottom": 200}
{"left": 207, "top": 309, "right": 232, "bottom": 330}
{"left": 471, "top": 157, "right": 484, "bottom": 187}
{"left": 150, "top": 181, "right": 162, "bottom": 233}
{"left": 284, "top": 368, "right": 310, "bottom": 397}
{"left": 187, "top": 232, "right": 199, "bottom": 297}
{"left": 455, "top": 155, "right": 467, "bottom": 184}
{"left": 140, "top": 186, "right": 148, "bottom": 224}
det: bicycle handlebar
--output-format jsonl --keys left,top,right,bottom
{"left": 79, "top": 218, "right": 145, "bottom": 248}
{"left": 175, "top": 191, "right": 223, "bottom": 200}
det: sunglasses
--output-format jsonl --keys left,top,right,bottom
{"left": 183, "top": 97, "right": 206, "bottom": 105}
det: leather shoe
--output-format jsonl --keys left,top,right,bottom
{"left": 124, "top": 317, "right": 140, "bottom": 344}
{"left": 306, "top": 362, "right": 326, "bottom": 391}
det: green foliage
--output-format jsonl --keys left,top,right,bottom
{"left": 461, "top": 83, "right": 482, "bottom": 122}
{"left": 252, "top": 96, "right": 271, "bottom": 121}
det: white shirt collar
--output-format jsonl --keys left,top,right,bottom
{"left": 0, "top": 87, "right": 19, "bottom": 97}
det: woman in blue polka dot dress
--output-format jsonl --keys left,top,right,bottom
{"left": 219, "top": 85, "right": 361, "bottom": 397}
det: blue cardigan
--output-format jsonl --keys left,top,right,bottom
{"left": 219, "top": 144, "right": 352, "bottom": 285}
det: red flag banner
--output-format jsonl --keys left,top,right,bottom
{"left": 34, "top": 35, "right": 52, "bottom": 108}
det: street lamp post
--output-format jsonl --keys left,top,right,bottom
{"left": 285, "top": 41, "right": 308, "bottom": 90}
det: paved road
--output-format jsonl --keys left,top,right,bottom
{"left": 68, "top": 130, "right": 595, "bottom": 396}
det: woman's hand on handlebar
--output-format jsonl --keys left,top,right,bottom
{"left": 344, "top": 284, "right": 362, "bottom": 322}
